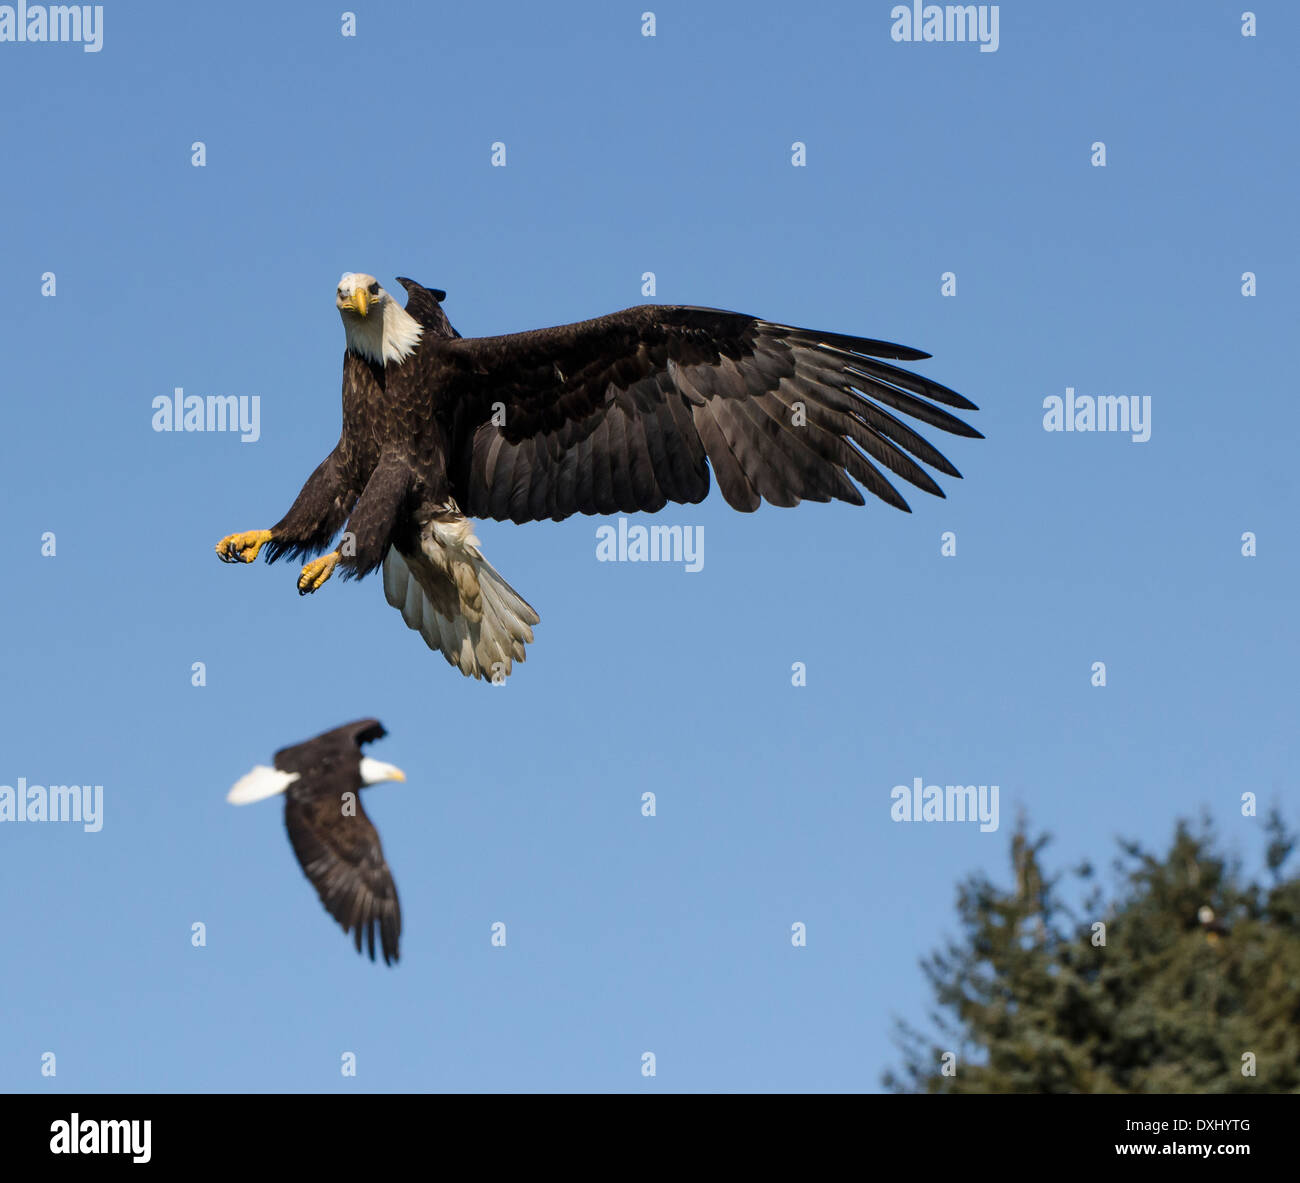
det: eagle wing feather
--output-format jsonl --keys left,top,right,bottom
{"left": 433, "top": 305, "right": 980, "bottom": 524}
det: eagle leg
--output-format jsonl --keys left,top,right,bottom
{"left": 215, "top": 529, "right": 273, "bottom": 564}
{"left": 298, "top": 551, "right": 341, "bottom": 595}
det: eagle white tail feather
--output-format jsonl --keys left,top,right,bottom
{"left": 382, "top": 534, "right": 539, "bottom": 681}
{"left": 227, "top": 765, "right": 300, "bottom": 805}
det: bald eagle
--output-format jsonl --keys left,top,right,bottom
{"left": 227, "top": 718, "right": 406, "bottom": 965}
{"left": 217, "top": 275, "right": 982, "bottom": 679}
{"left": 1198, "top": 905, "right": 1229, "bottom": 946}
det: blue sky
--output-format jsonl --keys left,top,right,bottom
{"left": 2, "top": 2, "right": 1296, "bottom": 1092}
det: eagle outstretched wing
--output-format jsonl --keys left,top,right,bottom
{"left": 432, "top": 304, "right": 981, "bottom": 524}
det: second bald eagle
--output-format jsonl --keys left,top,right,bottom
{"left": 217, "top": 275, "right": 981, "bottom": 679}
{"left": 227, "top": 719, "right": 406, "bottom": 965}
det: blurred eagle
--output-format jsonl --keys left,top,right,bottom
{"left": 227, "top": 719, "right": 407, "bottom": 965}
{"left": 217, "top": 274, "right": 982, "bottom": 679}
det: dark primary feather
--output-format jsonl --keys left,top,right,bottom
{"left": 395, "top": 277, "right": 460, "bottom": 340}
{"left": 424, "top": 300, "right": 981, "bottom": 524}
{"left": 274, "top": 719, "right": 401, "bottom": 965}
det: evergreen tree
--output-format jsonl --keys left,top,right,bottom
{"left": 885, "top": 811, "right": 1300, "bottom": 1092}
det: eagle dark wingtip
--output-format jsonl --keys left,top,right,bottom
{"left": 395, "top": 276, "right": 447, "bottom": 302}
{"left": 867, "top": 343, "right": 930, "bottom": 362}
{"left": 349, "top": 718, "right": 387, "bottom": 749}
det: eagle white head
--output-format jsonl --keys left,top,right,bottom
{"left": 336, "top": 272, "right": 422, "bottom": 367}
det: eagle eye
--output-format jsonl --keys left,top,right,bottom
{"left": 368, "top": 282, "right": 380, "bottom": 296}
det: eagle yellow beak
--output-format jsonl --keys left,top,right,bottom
{"left": 359, "top": 756, "right": 405, "bottom": 785}
{"left": 351, "top": 287, "right": 370, "bottom": 317}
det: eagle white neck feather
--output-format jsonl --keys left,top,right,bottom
{"left": 344, "top": 299, "right": 423, "bottom": 367}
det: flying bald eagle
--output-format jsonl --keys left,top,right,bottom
{"left": 217, "top": 274, "right": 982, "bottom": 679}
{"left": 227, "top": 719, "right": 406, "bottom": 965}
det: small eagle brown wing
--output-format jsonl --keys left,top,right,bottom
{"left": 283, "top": 789, "right": 402, "bottom": 965}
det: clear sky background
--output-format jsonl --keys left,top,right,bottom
{"left": 2, "top": 2, "right": 1296, "bottom": 1092}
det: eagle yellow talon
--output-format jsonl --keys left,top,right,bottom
{"left": 216, "top": 529, "right": 273, "bottom": 564}
{"left": 298, "top": 552, "right": 341, "bottom": 595}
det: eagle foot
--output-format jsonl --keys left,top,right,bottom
{"left": 298, "top": 552, "right": 340, "bottom": 595}
{"left": 216, "top": 529, "right": 273, "bottom": 564}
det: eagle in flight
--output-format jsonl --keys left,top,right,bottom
{"left": 227, "top": 718, "right": 406, "bottom": 965}
{"left": 216, "top": 274, "right": 982, "bottom": 680}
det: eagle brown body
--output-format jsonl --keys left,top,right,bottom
{"left": 217, "top": 275, "right": 982, "bottom": 679}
